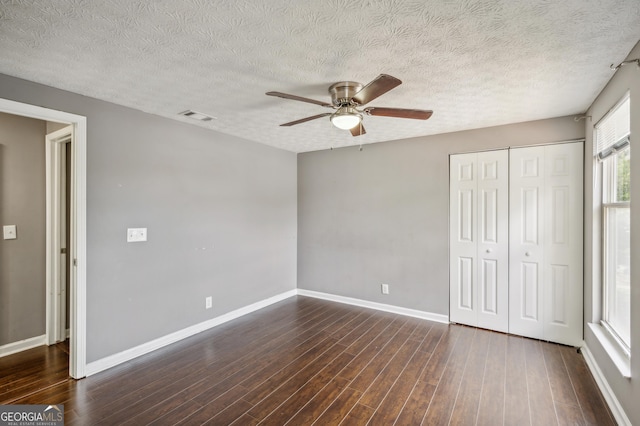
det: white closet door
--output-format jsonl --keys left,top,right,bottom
{"left": 509, "top": 146, "right": 545, "bottom": 339}
{"left": 542, "top": 142, "right": 583, "bottom": 346}
{"left": 450, "top": 152, "right": 478, "bottom": 327}
{"left": 450, "top": 150, "right": 508, "bottom": 332}
{"left": 476, "top": 151, "right": 509, "bottom": 331}
{"left": 509, "top": 142, "right": 583, "bottom": 346}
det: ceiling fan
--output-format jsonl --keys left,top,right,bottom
{"left": 266, "top": 74, "right": 433, "bottom": 136}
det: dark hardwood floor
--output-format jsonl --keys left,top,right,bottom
{"left": 0, "top": 339, "right": 69, "bottom": 405}
{"left": 1, "top": 296, "right": 614, "bottom": 425}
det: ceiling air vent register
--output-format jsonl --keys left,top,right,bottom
{"left": 179, "top": 110, "right": 216, "bottom": 122}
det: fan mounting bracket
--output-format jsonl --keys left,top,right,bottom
{"left": 328, "top": 81, "right": 363, "bottom": 107}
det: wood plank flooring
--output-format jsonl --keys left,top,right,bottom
{"left": 0, "top": 339, "right": 69, "bottom": 405}
{"left": 0, "top": 296, "right": 615, "bottom": 425}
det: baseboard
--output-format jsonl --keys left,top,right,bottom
{"left": 85, "top": 289, "right": 297, "bottom": 376}
{"left": 296, "top": 289, "right": 450, "bottom": 324}
{"left": 0, "top": 334, "right": 46, "bottom": 358}
{"left": 581, "top": 344, "right": 631, "bottom": 426}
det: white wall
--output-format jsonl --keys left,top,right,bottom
{"left": 584, "top": 40, "right": 640, "bottom": 425}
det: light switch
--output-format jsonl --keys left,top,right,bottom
{"left": 127, "top": 228, "right": 147, "bottom": 242}
{"left": 3, "top": 225, "right": 17, "bottom": 240}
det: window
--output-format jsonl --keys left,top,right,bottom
{"left": 595, "top": 94, "right": 631, "bottom": 352}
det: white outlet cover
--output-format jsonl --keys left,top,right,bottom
{"left": 127, "top": 228, "right": 147, "bottom": 242}
{"left": 3, "top": 225, "right": 17, "bottom": 240}
{"left": 205, "top": 296, "right": 213, "bottom": 309}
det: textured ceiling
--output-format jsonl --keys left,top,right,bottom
{"left": 1, "top": 0, "right": 639, "bottom": 153}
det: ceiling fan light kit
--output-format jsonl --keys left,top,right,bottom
{"left": 266, "top": 74, "right": 433, "bottom": 137}
{"left": 330, "top": 106, "right": 362, "bottom": 130}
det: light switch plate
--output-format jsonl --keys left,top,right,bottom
{"left": 3, "top": 225, "right": 17, "bottom": 240}
{"left": 127, "top": 228, "right": 147, "bottom": 242}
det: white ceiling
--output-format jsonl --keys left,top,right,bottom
{"left": 1, "top": 1, "right": 639, "bottom": 153}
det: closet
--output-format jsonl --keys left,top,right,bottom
{"left": 449, "top": 142, "right": 583, "bottom": 346}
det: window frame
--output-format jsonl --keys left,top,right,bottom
{"left": 595, "top": 95, "right": 631, "bottom": 356}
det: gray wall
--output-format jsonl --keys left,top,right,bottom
{"left": 298, "top": 117, "right": 584, "bottom": 315}
{"left": 0, "top": 74, "right": 297, "bottom": 362}
{"left": 0, "top": 112, "right": 46, "bottom": 345}
{"left": 584, "top": 41, "right": 640, "bottom": 425}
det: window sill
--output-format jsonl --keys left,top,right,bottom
{"left": 587, "top": 323, "right": 631, "bottom": 378}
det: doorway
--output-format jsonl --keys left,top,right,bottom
{"left": 0, "top": 98, "right": 87, "bottom": 379}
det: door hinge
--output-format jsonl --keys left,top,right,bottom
{"left": 61, "top": 248, "right": 67, "bottom": 254}
{"left": 73, "top": 258, "right": 77, "bottom": 267}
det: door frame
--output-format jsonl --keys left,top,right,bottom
{"left": 45, "top": 126, "right": 72, "bottom": 346}
{"left": 0, "top": 98, "right": 87, "bottom": 379}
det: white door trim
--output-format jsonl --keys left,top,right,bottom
{"left": 46, "top": 126, "right": 72, "bottom": 346}
{"left": 0, "top": 98, "right": 87, "bottom": 379}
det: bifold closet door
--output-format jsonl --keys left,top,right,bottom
{"left": 449, "top": 150, "right": 509, "bottom": 332}
{"left": 509, "top": 142, "right": 583, "bottom": 347}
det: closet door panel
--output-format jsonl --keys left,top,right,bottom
{"left": 509, "top": 142, "right": 583, "bottom": 344}
{"left": 450, "top": 150, "right": 508, "bottom": 332}
{"left": 476, "top": 151, "right": 509, "bottom": 332}
{"left": 450, "top": 153, "right": 478, "bottom": 326}
{"left": 509, "top": 146, "right": 545, "bottom": 339}
{"left": 542, "top": 142, "right": 583, "bottom": 346}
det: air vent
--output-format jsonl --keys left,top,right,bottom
{"left": 179, "top": 110, "right": 216, "bottom": 121}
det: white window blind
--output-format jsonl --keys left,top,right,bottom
{"left": 595, "top": 95, "right": 630, "bottom": 158}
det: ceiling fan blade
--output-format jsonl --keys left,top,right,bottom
{"left": 266, "top": 91, "right": 333, "bottom": 107}
{"left": 280, "top": 113, "right": 331, "bottom": 127}
{"left": 364, "top": 107, "right": 433, "bottom": 120}
{"left": 352, "top": 74, "right": 402, "bottom": 105}
{"left": 350, "top": 123, "right": 366, "bottom": 137}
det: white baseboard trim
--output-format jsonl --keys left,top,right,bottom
{"left": 581, "top": 344, "right": 631, "bottom": 426}
{"left": 296, "top": 289, "right": 449, "bottom": 324}
{"left": 0, "top": 335, "right": 46, "bottom": 358}
{"left": 85, "top": 289, "right": 297, "bottom": 376}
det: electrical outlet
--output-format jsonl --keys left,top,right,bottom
{"left": 381, "top": 283, "right": 389, "bottom": 295}
{"left": 127, "top": 228, "right": 147, "bottom": 242}
{"left": 205, "top": 296, "right": 212, "bottom": 309}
